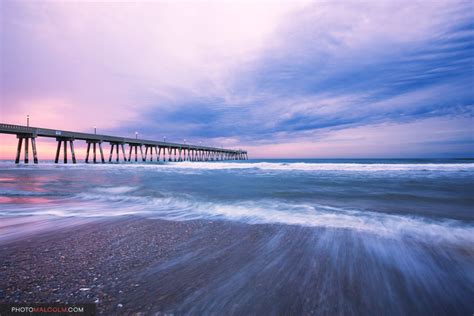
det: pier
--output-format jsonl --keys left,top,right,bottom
{"left": 0, "top": 123, "right": 248, "bottom": 164}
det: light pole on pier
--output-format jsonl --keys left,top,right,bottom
{"left": 135, "top": 131, "right": 138, "bottom": 139}
{"left": 94, "top": 126, "right": 97, "bottom": 135}
{"left": 163, "top": 136, "right": 166, "bottom": 142}
{"left": 27, "top": 115, "right": 29, "bottom": 127}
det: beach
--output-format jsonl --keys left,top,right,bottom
{"left": 3, "top": 0, "right": 474, "bottom": 313}
{"left": 1, "top": 160, "right": 473, "bottom": 314}
{"left": 2, "top": 215, "right": 473, "bottom": 315}
{"left": 2, "top": 217, "right": 210, "bottom": 314}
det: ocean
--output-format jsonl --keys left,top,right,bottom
{"left": 1, "top": 159, "right": 473, "bottom": 314}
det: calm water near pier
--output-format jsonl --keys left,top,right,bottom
{"left": 1, "top": 159, "right": 473, "bottom": 314}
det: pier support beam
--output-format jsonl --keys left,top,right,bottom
{"left": 54, "top": 137, "right": 76, "bottom": 164}
{"left": 15, "top": 134, "right": 38, "bottom": 164}
{"left": 157, "top": 146, "right": 163, "bottom": 162}
{"left": 160, "top": 146, "right": 166, "bottom": 162}
{"left": 70, "top": 141, "right": 76, "bottom": 163}
{"left": 108, "top": 142, "right": 126, "bottom": 162}
{"left": 144, "top": 145, "right": 149, "bottom": 161}
{"left": 85, "top": 140, "right": 104, "bottom": 163}
{"left": 144, "top": 145, "right": 157, "bottom": 162}
{"left": 140, "top": 146, "right": 145, "bottom": 162}
{"left": 127, "top": 144, "right": 144, "bottom": 162}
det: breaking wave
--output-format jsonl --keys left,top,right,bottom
{"left": 163, "top": 161, "right": 474, "bottom": 172}
{"left": 1, "top": 160, "right": 473, "bottom": 173}
{"left": 3, "top": 187, "right": 473, "bottom": 244}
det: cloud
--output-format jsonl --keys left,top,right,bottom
{"left": 1, "top": 0, "right": 473, "bottom": 158}
{"left": 243, "top": 116, "right": 474, "bottom": 158}
{"left": 1, "top": 0, "right": 303, "bottom": 125}
{"left": 168, "top": 0, "right": 473, "bottom": 152}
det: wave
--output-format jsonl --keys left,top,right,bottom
{"left": 94, "top": 186, "right": 138, "bottom": 194}
{"left": 0, "top": 189, "right": 54, "bottom": 197}
{"left": 3, "top": 188, "right": 473, "bottom": 244}
{"left": 1, "top": 161, "right": 473, "bottom": 172}
{"left": 163, "top": 161, "right": 474, "bottom": 172}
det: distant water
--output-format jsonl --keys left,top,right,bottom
{"left": 1, "top": 159, "right": 473, "bottom": 313}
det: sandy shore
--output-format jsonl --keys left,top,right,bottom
{"left": 1, "top": 216, "right": 472, "bottom": 315}
{"left": 0, "top": 217, "right": 280, "bottom": 315}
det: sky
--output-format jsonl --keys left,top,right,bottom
{"left": 0, "top": 0, "right": 473, "bottom": 159}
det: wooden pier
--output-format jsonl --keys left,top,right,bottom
{"left": 0, "top": 123, "right": 248, "bottom": 164}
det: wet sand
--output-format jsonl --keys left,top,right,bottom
{"left": 1, "top": 216, "right": 472, "bottom": 315}
{"left": 1, "top": 217, "right": 281, "bottom": 314}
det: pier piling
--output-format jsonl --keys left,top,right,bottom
{"left": 54, "top": 138, "right": 75, "bottom": 164}
{"left": 109, "top": 142, "right": 126, "bottom": 162}
{"left": 85, "top": 140, "right": 104, "bottom": 163}
{"left": 15, "top": 134, "right": 39, "bottom": 164}
{"left": 128, "top": 144, "right": 143, "bottom": 162}
{"left": 144, "top": 145, "right": 157, "bottom": 162}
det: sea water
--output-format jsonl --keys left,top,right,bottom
{"left": 1, "top": 159, "right": 473, "bottom": 313}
